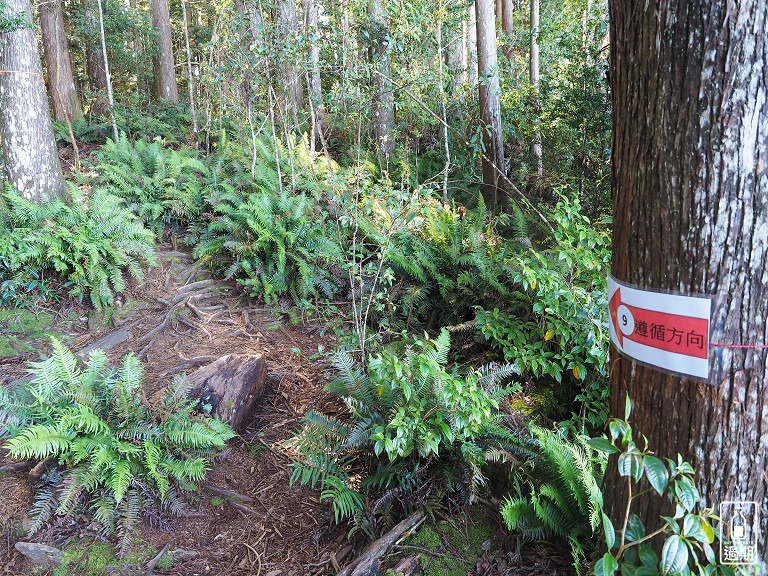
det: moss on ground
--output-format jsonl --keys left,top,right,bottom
{"left": 0, "top": 308, "right": 58, "bottom": 356}
{"left": 52, "top": 541, "right": 116, "bottom": 576}
{"left": 50, "top": 538, "right": 174, "bottom": 576}
{"left": 406, "top": 509, "right": 495, "bottom": 576}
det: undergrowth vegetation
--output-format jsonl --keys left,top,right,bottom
{"left": 0, "top": 183, "right": 155, "bottom": 309}
{"left": 0, "top": 339, "right": 235, "bottom": 555}
{"left": 288, "top": 329, "right": 522, "bottom": 533}
{"left": 3, "top": 130, "right": 620, "bottom": 569}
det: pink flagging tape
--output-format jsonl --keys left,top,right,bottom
{"left": 711, "top": 343, "right": 768, "bottom": 349}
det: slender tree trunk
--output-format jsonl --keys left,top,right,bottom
{"left": 276, "top": 0, "right": 305, "bottom": 128}
{"left": 40, "top": 0, "right": 83, "bottom": 122}
{"left": 180, "top": 0, "right": 198, "bottom": 136}
{"left": 608, "top": 0, "right": 768, "bottom": 542}
{"left": 529, "top": 0, "right": 542, "bottom": 176}
{"left": 501, "top": 0, "right": 514, "bottom": 63}
{"left": 437, "top": 0, "right": 450, "bottom": 203}
{"left": 95, "top": 0, "right": 118, "bottom": 140}
{"left": 476, "top": 0, "right": 503, "bottom": 208}
{"left": 0, "top": 0, "right": 66, "bottom": 200}
{"left": 446, "top": 18, "right": 465, "bottom": 92}
{"left": 369, "top": 0, "right": 395, "bottom": 157}
{"left": 83, "top": 0, "right": 107, "bottom": 114}
{"left": 465, "top": 3, "right": 478, "bottom": 86}
{"left": 150, "top": 0, "right": 179, "bottom": 101}
{"left": 303, "top": 0, "right": 322, "bottom": 151}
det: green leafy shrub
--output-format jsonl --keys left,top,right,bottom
{"left": 0, "top": 340, "right": 235, "bottom": 555}
{"left": 589, "top": 398, "right": 739, "bottom": 576}
{"left": 289, "top": 329, "right": 520, "bottom": 527}
{"left": 96, "top": 134, "right": 207, "bottom": 235}
{"left": 194, "top": 188, "right": 342, "bottom": 304}
{"left": 501, "top": 397, "right": 745, "bottom": 575}
{"left": 476, "top": 194, "right": 610, "bottom": 429}
{"left": 501, "top": 426, "right": 606, "bottom": 574}
{"left": 0, "top": 183, "right": 155, "bottom": 309}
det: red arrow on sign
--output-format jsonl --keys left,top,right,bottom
{"left": 609, "top": 287, "right": 709, "bottom": 359}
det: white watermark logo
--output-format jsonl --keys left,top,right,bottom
{"left": 719, "top": 501, "right": 759, "bottom": 565}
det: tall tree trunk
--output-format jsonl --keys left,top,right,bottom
{"left": 475, "top": 0, "right": 503, "bottom": 208}
{"left": 501, "top": 0, "right": 514, "bottom": 63}
{"left": 96, "top": 0, "right": 118, "bottom": 139}
{"left": 608, "top": 0, "right": 768, "bottom": 541}
{"left": 465, "top": 3, "right": 478, "bottom": 86}
{"left": 368, "top": 0, "right": 395, "bottom": 158}
{"left": 446, "top": 18, "right": 465, "bottom": 92}
{"left": 83, "top": 0, "right": 107, "bottom": 113}
{"left": 0, "top": 0, "right": 66, "bottom": 201}
{"left": 40, "top": 0, "right": 83, "bottom": 122}
{"left": 303, "top": 0, "right": 322, "bottom": 151}
{"left": 180, "top": 0, "right": 198, "bottom": 136}
{"left": 150, "top": 0, "right": 179, "bottom": 101}
{"left": 529, "top": 0, "right": 542, "bottom": 176}
{"left": 276, "top": 0, "right": 305, "bottom": 128}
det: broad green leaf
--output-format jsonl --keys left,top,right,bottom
{"left": 620, "top": 564, "right": 638, "bottom": 576}
{"left": 638, "top": 544, "right": 658, "bottom": 568}
{"left": 625, "top": 513, "right": 646, "bottom": 542}
{"left": 625, "top": 394, "right": 632, "bottom": 419}
{"left": 644, "top": 455, "right": 669, "bottom": 495}
{"left": 660, "top": 535, "right": 689, "bottom": 574}
{"left": 594, "top": 553, "right": 619, "bottom": 576}
{"left": 588, "top": 436, "right": 619, "bottom": 454}
{"left": 618, "top": 452, "right": 644, "bottom": 481}
{"left": 700, "top": 518, "right": 715, "bottom": 543}
{"left": 674, "top": 477, "right": 698, "bottom": 511}
{"left": 603, "top": 512, "right": 616, "bottom": 549}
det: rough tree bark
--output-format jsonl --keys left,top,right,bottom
{"left": 276, "top": 0, "right": 305, "bottom": 127}
{"left": 465, "top": 3, "right": 478, "bottom": 87}
{"left": 501, "top": 0, "right": 514, "bottom": 63}
{"left": 608, "top": 0, "right": 768, "bottom": 542}
{"left": 40, "top": 0, "right": 83, "bottom": 121}
{"left": 0, "top": 0, "right": 66, "bottom": 201}
{"left": 529, "top": 0, "right": 542, "bottom": 176}
{"left": 368, "top": 0, "right": 395, "bottom": 158}
{"left": 150, "top": 0, "right": 179, "bottom": 101}
{"left": 475, "top": 0, "right": 503, "bottom": 208}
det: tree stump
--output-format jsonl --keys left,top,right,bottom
{"left": 185, "top": 354, "right": 267, "bottom": 432}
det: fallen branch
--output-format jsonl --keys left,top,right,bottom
{"left": 337, "top": 511, "right": 425, "bottom": 576}
{"left": 146, "top": 542, "right": 171, "bottom": 576}
{"left": 176, "top": 279, "right": 215, "bottom": 294}
{"left": 203, "top": 484, "right": 253, "bottom": 502}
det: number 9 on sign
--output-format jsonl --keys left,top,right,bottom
{"left": 617, "top": 305, "right": 634, "bottom": 336}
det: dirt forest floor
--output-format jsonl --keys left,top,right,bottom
{"left": 0, "top": 246, "right": 574, "bottom": 576}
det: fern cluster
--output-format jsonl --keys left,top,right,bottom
{"left": 0, "top": 183, "right": 155, "bottom": 309}
{"left": 289, "top": 329, "right": 522, "bottom": 528}
{"left": 340, "top": 188, "right": 524, "bottom": 332}
{"left": 500, "top": 426, "right": 606, "bottom": 574}
{"left": 96, "top": 133, "right": 208, "bottom": 236}
{"left": 0, "top": 339, "right": 235, "bottom": 555}
{"left": 194, "top": 187, "right": 342, "bottom": 304}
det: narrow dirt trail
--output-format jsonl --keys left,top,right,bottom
{"left": 1, "top": 246, "right": 356, "bottom": 575}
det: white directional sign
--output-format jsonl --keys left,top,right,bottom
{"left": 608, "top": 275, "right": 712, "bottom": 380}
